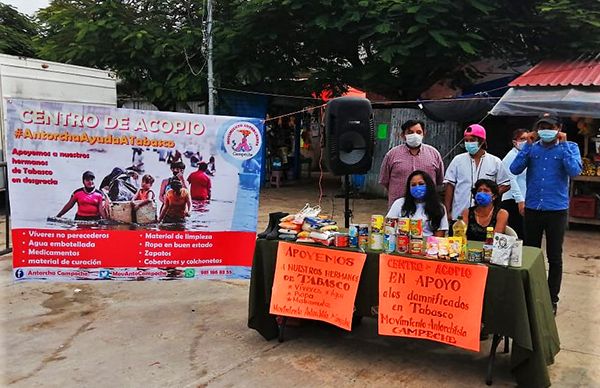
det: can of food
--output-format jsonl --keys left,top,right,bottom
{"left": 384, "top": 217, "right": 397, "bottom": 234}
{"left": 468, "top": 248, "right": 483, "bottom": 263}
{"left": 371, "top": 215, "right": 385, "bottom": 233}
{"left": 348, "top": 224, "right": 359, "bottom": 247}
{"left": 397, "top": 218, "right": 410, "bottom": 235}
{"left": 334, "top": 233, "right": 349, "bottom": 247}
{"left": 396, "top": 234, "right": 410, "bottom": 253}
{"left": 410, "top": 219, "right": 423, "bottom": 238}
{"left": 409, "top": 239, "right": 424, "bottom": 255}
{"left": 369, "top": 232, "right": 384, "bottom": 251}
{"left": 384, "top": 231, "right": 396, "bottom": 253}
{"left": 358, "top": 224, "right": 369, "bottom": 250}
{"left": 358, "top": 235, "right": 369, "bottom": 251}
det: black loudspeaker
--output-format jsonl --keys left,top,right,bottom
{"left": 325, "top": 97, "right": 374, "bottom": 176}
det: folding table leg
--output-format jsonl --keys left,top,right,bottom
{"left": 503, "top": 336, "right": 510, "bottom": 353}
{"left": 277, "top": 316, "right": 288, "bottom": 343}
{"left": 485, "top": 334, "right": 503, "bottom": 385}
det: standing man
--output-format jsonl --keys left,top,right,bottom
{"left": 501, "top": 129, "right": 529, "bottom": 238}
{"left": 511, "top": 113, "right": 582, "bottom": 315}
{"left": 444, "top": 124, "right": 510, "bottom": 223}
{"left": 379, "top": 119, "right": 444, "bottom": 208}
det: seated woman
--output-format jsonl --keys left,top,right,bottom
{"left": 158, "top": 178, "right": 191, "bottom": 224}
{"left": 386, "top": 170, "right": 448, "bottom": 237}
{"left": 462, "top": 179, "right": 509, "bottom": 241}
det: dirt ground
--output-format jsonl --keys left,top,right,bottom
{"left": 1, "top": 174, "right": 599, "bottom": 387}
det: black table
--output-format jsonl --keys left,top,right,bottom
{"left": 248, "top": 239, "right": 560, "bottom": 388}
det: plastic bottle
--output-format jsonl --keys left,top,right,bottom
{"left": 484, "top": 226, "right": 494, "bottom": 262}
{"left": 452, "top": 216, "right": 467, "bottom": 260}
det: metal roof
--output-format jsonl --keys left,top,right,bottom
{"left": 509, "top": 57, "right": 600, "bottom": 87}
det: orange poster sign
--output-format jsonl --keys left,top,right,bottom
{"left": 269, "top": 242, "right": 367, "bottom": 330}
{"left": 378, "top": 254, "right": 488, "bottom": 351}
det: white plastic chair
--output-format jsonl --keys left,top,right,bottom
{"left": 504, "top": 225, "right": 518, "bottom": 237}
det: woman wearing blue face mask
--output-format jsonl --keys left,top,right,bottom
{"left": 462, "top": 179, "right": 508, "bottom": 241}
{"left": 386, "top": 170, "right": 448, "bottom": 237}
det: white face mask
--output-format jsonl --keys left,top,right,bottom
{"left": 515, "top": 140, "right": 527, "bottom": 150}
{"left": 405, "top": 133, "right": 423, "bottom": 148}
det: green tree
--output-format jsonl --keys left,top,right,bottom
{"left": 36, "top": 0, "right": 207, "bottom": 110}
{"left": 217, "top": 0, "right": 600, "bottom": 99}
{"left": 35, "top": 0, "right": 600, "bottom": 107}
{"left": 0, "top": 3, "right": 38, "bottom": 57}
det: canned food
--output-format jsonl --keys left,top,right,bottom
{"left": 397, "top": 218, "right": 410, "bottom": 234}
{"left": 468, "top": 248, "right": 483, "bottom": 263}
{"left": 369, "top": 233, "right": 384, "bottom": 251}
{"left": 384, "top": 231, "right": 396, "bottom": 253}
{"left": 396, "top": 235, "right": 410, "bottom": 253}
{"left": 410, "top": 219, "right": 423, "bottom": 238}
{"left": 334, "top": 233, "right": 349, "bottom": 247}
{"left": 358, "top": 235, "right": 369, "bottom": 251}
{"left": 409, "top": 239, "right": 424, "bottom": 255}
{"left": 349, "top": 224, "right": 359, "bottom": 247}
{"left": 384, "top": 217, "right": 397, "bottom": 235}
{"left": 371, "top": 215, "right": 384, "bottom": 233}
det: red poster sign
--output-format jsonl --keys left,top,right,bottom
{"left": 379, "top": 254, "right": 488, "bottom": 351}
{"left": 269, "top": 242, "right": 366, "bottom": 330}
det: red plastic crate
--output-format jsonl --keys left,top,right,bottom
{"left": 570, "top": 196, "right": 597, "bottom": 219}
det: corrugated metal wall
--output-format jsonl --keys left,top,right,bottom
{"left": 364, "top": 108, "right": 462, "bottom": 198}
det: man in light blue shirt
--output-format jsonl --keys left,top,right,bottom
{"left": 501, "top": 129, "right": 529, "bottom": 238}
{"left": 510, "top": 112, "right": 582, "bottom": 315}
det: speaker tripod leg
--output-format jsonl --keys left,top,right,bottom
{"left": 344, "top": 174, "right": 352, "bottom": 228}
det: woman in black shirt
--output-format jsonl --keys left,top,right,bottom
{"left": 462, "top": 179, "right": 509, "bottom": 241}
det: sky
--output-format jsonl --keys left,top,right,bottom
{"left": 2, "top": 0, "right": 50, "bottom": 16}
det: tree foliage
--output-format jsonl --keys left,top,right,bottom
{"left": 0, "top": 3, "right": 38, "bottom": 57}
{"left": 32, "top": 0, "right": 600, "bottom": 108}
{"left": 36, "top": 0, "right": 207, "bottom": 110}
{"left": 217, "top": 0, "right": 600, "bottom": 99}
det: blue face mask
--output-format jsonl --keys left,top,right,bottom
{"left": 465, "top": 141, "right": 481, "bottom": 155}
{"left": 410, "top": 185, "right": 427, "bottom": 200}
{"left": 475, "top": 192, "right": 493, "bottom": 206}
{"left": 538, "top": 129, "right": 558, "bottom": 143}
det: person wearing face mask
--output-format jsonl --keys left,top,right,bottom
{"left": 444, "top": 124, "right": 510, "bottom": 225}
{"left": 461, "top": 179, "right": 508, "bottom": 241}
{"left": 386, "top": 170, "right": 448, "bottom": 237}
{"left": 379, "top": 120, "right": 444, "bottom": 208}
{"left": 56, "top": 171, "right": 108, "bottom": 221}
{"left": 500, "top": 128, "right": 529, "bottom": 238}
{"left": 510, "top": 112, "right": 582, "bottom": 315}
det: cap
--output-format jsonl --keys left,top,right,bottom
{"left": 464, "top": 124, "right": 486, "bottom": 140}
{"left": 82, "top": 171, "right": 95, "bottom": 180}
{"left": 534, "top": 112, "right": 560, "bottom": 127}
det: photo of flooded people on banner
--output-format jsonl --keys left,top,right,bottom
{"left": 5, "top": 98, "right": 263, "bottom": 281}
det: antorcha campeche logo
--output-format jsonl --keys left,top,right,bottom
{"left": 224, "top": 122, "right": 262, "bottom": 160}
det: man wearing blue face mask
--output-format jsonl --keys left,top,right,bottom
{"left": 501, "top": 128, "right": 530, "bottom": 238}
{"left": 444, "top": 124, "right": 510, "bottom": 225}
{"left": 510, "top": 112, "right": 582, "bottom": 316}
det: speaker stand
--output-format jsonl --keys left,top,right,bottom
{"left": 344, "top": 175, "right": 352, "bottom": 228}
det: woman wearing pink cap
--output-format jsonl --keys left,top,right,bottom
{"left": 443, "top": 124, "right": 510, "bottom": 225}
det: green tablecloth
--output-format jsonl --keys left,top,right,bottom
{"left": 248, "top": 239, "right": 560, "bottom": 388}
